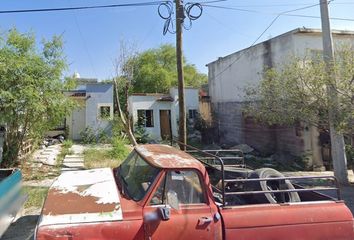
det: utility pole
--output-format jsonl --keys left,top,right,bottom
{"left": 319, "top": 0, "right": 348, "bottom": 185}
{"left": 175, "top": 0, "right": 187, "bottom": 150}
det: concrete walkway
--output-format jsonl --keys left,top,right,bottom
{"left": 61, "top": 144, "right": 85, "bottom": 172}
{"left": 31, "top": 144, "right": 61, "bottom": 167}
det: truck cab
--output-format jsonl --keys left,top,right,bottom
{"left": 35, "top": 144, "right": 354, "bottom": 240}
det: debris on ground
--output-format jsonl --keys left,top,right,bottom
{"left": 230, "top": 144, "right": 254, "bottom": 154}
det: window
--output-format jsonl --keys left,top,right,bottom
{"left": 188, "top": 109, "right": 198, "bottom": 119}
{"left": 137, "top": 110, "right": 154, "bottom": 127}
{"left": 99, "top": 106, "right": 111, "bottom": 119}
{"left": 118, "top": 151, "right": 160, "bottom": 201}
{"left": 150, "top": 170, "right": 205, "bottom": 205}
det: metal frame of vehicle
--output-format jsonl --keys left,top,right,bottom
{"left": 175, "top": 141, "right": 341, "bottom": 206}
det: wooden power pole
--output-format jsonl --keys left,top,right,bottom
{"left": 175, "top": 0, "right": 187, "bottom": 149}
{"left": 319, "top": 0, "right": 348, "bottom": 184}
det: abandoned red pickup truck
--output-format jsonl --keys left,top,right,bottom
{"left": 35, "top": 144, "right": 354, "bottom": 239}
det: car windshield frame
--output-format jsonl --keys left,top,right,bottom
{"left": 118, "top": 150, "right": 160, "bottom": 202}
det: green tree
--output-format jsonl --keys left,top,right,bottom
{"left": 0, "top": 29, "right": 73, "bottom": 167}
{"left": 243, "top": 47, "right": 354, "bottom": 183}
{"left": 131, "top": 44, "right": 207, "bottom": 93}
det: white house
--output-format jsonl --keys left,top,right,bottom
{"left": 207, "top": 28, "right": 354, "bottom": 169}
{"left": 64, "top": 78, "right": 114, "bottom": 140}
{"left": 128, "top": 87, "right": 199, "bottom": 141}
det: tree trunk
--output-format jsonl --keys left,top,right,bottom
{"left": 113, "top": 78, "right": 137, "bottom": 146}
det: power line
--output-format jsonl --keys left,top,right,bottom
{"left": 202, "top": 2, "right": 354, "bottom": 22}
{"left": 204, "top": 11, "right": 254, "bottom": 39}
{"left": 70, "top": 6, "right": 98, "bottom": 79}
{"left": 199, "top": 1, "right": 354, "bottom": 8}
{"left": 0, "top": 1, "right": 164, "bottom": 14}
{"left": 210, "top": 2, "right": 323, "bottom": 80}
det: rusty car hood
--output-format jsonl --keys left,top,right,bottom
{"left": 38, "top": 168, "right": 123, "bottom": 227}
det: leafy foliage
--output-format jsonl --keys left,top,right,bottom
{"left": 80, "top": 127, "right": 110, "bottom": 144}
{"left": 83, "top": 137, "right": 130, "bottom": 169}
{"left": 130, "top": 44, "right": 207, "bottom": 93}
{"left": 346, "top": 145, "right": 354, "bottom": 169}
{"left": 0, "top": 29, "right": 74, "bottom": 167}
{"left": 243, "top": 46, "right": 354, "bottom": 133}
{"left": 133, "top": 120, "right": 151, "bottom": 144}
{"left": 110, "top": 136, "right": 130, "bottom": 159}
{"left": 62, "top": 139, "right": 73, "bottom": 149}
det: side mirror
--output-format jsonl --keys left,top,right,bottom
{"left": 167, "top": 190, "right": 179, "bottom": 210}
{"left": 158, "top": 206, "right": 171, "bottom": 221}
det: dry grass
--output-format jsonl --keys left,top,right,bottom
{"left": 22, "top": 186, "right": 49, "bottom": 209}
{"left": 83, "top": 137, "right": 131, "bottom": 169}
{"left": 83, "top": 147, "right": 128, "bottom": 169}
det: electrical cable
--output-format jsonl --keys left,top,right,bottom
{"left": 0, "top": 1, "right": 165, "bottom": 14}
{"left": 201, "top": 1, "right": 354, "bottom": 22}
{"left": 68, "top": 0, "right": 98, "bottom": 79}
{"left": 158, "top": 1, "right": 204, "bottom": 35}
{"left": 208, "top": 2, "right": 338, "bottom": 81}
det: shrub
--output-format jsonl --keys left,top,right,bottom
{"left": 110, "top": 137, "right": 130, "bottom": 160}
{"left": 62, "top": 139, "right": 73, "bottom": 149}
{"left": 133, "top": 122, "right": 150, "bottom": 144}
{"left": 80, "top": 127, "right": 112, "bottom": 144}
{"left": 80, "top": 127, "right": 96, "bottom": 144}
{"left": 97, "top": 129, "right": 110, "bottom": 144}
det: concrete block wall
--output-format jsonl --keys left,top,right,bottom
{"left": 243, "top": 119, "right": 277, "bottom": 155}
{"left": 274, "top": 127, "right": 304, "bottom": 155}
{"left": 213, "top": 102, "right": 305, "bottom": 156}
{"left": 213, "top": 102, "right": 244, "bottom": 146}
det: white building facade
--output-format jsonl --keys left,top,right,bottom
{"left": 128, "top": 87, "right": 199, "bottom": 141}
{"left": 65, "top": 78, "right": 114, "bottom": 141}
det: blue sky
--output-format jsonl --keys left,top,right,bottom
{"left": 1, "top": 0, "right": 354, "bottom": 80}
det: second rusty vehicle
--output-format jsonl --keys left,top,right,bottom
{"left": 35, "top": 144, "right": 354, "bottom": 239}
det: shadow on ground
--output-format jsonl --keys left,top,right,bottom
{"left": 2, "top": 215, "right": 38, "bottom": 240}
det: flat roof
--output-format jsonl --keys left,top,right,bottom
{"left": 135, "top": 144, "right": 204, "bottom": 171}
{"left": 131, "top": 93, "right": 169, "bottom": 97}
{"left": 207, "top": 27, "right": 354, "bottom": 66}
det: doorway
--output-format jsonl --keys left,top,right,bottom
{"left": 160, "top": 110, "right": 172, "bottom": 140}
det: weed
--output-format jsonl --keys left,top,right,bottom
{"left": 22, "top": 186, "right": 49, "bottom": 209}
{"left": 83, "top": 137, "right": 130, "bottom": 169}
{"left": 62, "top": 139, "right": 73, "bottom": 149}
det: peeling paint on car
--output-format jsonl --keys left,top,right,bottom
{"left": 135, "top": 145, "right": 203, "bottom": 169}
{"left": 39, "top": 168, "right": 123, "bottom": 226}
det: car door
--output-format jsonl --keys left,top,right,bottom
{"left": 143, "top": 170, "right": 215, "bottom": 240}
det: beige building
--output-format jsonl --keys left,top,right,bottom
{"left": 207, "top": 28, "right": 354, "bottom": 169}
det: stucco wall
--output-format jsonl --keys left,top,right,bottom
{"left": 208, "top": 29, "right": 354, "bottom": 104}
{"left": 207, "top": 29, "right": 354, "bottom": 156}
{"left": 128, "top": 95, "right": 174, "bottom": 140}
{"left": 85, "top": 84, "right": 113, "bottom": 136}
{"left": 208, "top": 32, "right": 294, "bottom": 103}
{"left": 128, "top": 88, "right": 199, "bottom": 141}
{"left": 169, "top": 87, "right": 199, "bottom": 113}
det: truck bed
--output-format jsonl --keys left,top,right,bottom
{"left": 220, "top": 201, "right": 354, "bottom": 240}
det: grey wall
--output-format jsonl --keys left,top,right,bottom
{"left": 85, "top": 83, "right": 114, "bottom": 136}
{"left": 213, "top": 102, "right": 244, "bottom": 146}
